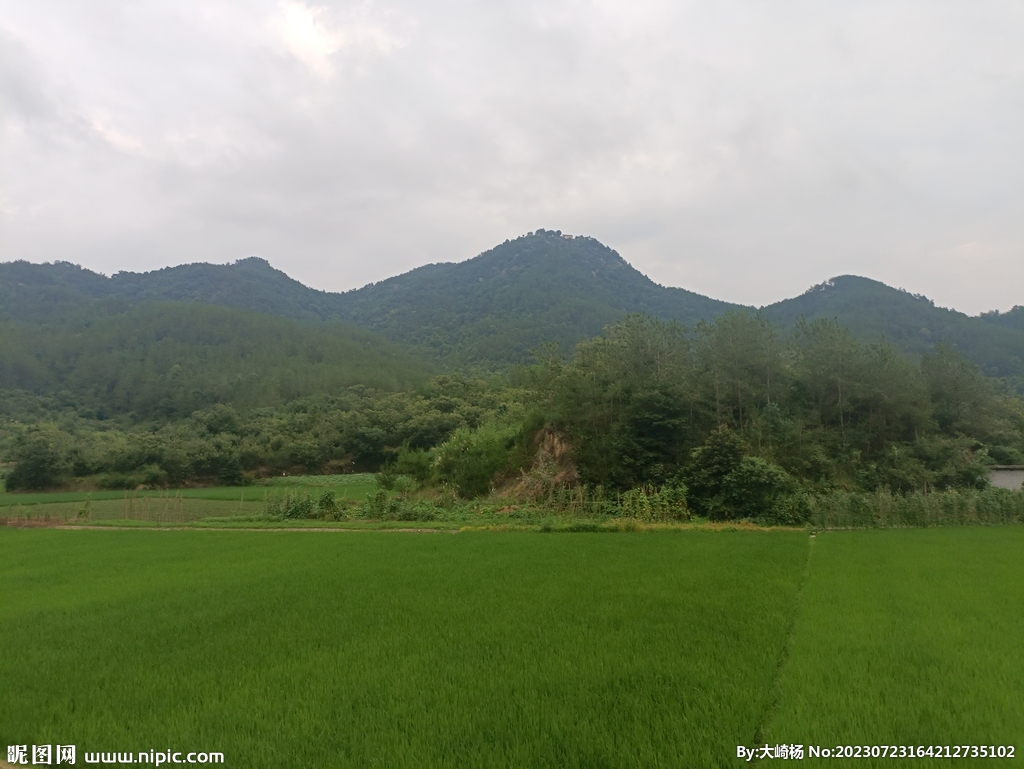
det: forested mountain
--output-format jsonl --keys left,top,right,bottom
{"left": 764, "top": 276, "right": 1024, "bottom": 377}
{"left": 0, "top": 301, "right": 430, "bottom": 420}
{"left": 2, "top": 231, "right": 1022, "bottom": 372}
{"left": 980, "top": 305, "right": 1024, "bottom": 333}
{"left": 5, "top": 231, "right": 1024, "bottom": 498}
{"left": 0, "top": 257, "right": 336, "bottom": 324}
{"left": 332, "top": 230, "right": 738, "bottom": 365}
{"left": 0, "top": 231, "right": 738, "bottom": 366}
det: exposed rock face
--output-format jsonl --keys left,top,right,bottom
{"left": 512, "top": 427, "right": 579, "bottom": 500}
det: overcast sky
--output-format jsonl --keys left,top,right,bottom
{"left": 1, "top": 1, "right": 1021, "bottom": 314}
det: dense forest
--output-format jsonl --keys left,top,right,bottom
{"left": 4, "top": 311, "right": 1022, "bottom": 522}
{"left": 0, "top": 301, "right": 430, "bottom": 419}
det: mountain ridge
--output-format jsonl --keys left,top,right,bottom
{"left": 2, "top": 231, "right": 1022, "bottom": 374}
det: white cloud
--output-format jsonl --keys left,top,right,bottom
{"left": 272, "top": 1, "right": 408, "bottom": 78}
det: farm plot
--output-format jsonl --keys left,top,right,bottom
{"left": 764, "top": 527, "right": 1024, "bottom": 766}
{"left": 0, "top": 529, "right": 805, "bottom": 768}
{"left": 0, "top": 475, "right": 378, "bottom": 525}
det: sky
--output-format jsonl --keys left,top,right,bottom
{"left": 1, "top": 1, "right": 1021, "bottom": 314}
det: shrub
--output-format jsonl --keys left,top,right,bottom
{"left": 6, "top": 434, "right": 68, "bottom": 491}
{"left": 721, "top": 456, "right": 794, "bottom": 521}
{"left": 391, "top": 443, "right": 435, "bottom": 485}
{"left": 434, "top": 422, "right": 518, "bottom": 498}
{"left": 682, "top": 426, "right": 743, "bottom": 518}
{"left": 282, "top": 495, "right": 315, "bottom": 519}
{"left": 317, "top": 490, "right": 338, "bottom": 518}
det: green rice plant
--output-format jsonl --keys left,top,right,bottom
{"left": 764, "top": 527, "right": 1024, "bottom": 765}
{"left": 0, "top": 529, "right": 807, "bottom": 768}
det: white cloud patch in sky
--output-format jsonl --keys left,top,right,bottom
{"left": 0, "top": 0, "right": 1021, "bottom": 314}
{"left": 273, "top": 1, "right": 406, "bottom": 78}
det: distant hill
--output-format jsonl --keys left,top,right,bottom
{"left": 2, "top": 232, "right": 1022, "bottom": 374}
{"left": 980, "top": 305, "right": 1024, "bottom": 333}
{"left": 763, "top": 276, "right": 1024, "bottom": 377}
{"left": 0, "top": 301, "right": 431, "bottom": 419}
{"left": 0, "top": 257, "right": 334, "bottom": 324}
{"left": 0, "top": 231, "right": 740, "bottom": 366}
{"left": 331, "top": 230, "right": 739, "bottom": 365}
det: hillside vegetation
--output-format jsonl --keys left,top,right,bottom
{"left": 4, "top": 231, "right": 1023, "bottom": 373}
{"left": 0, "top": 301, "right": 430, "bottom": 420}
{"left": 332, "top": 230, "right": 736, "bottom": 366}
{"left": 3, "top": 233, "right": 1023, "bottom": 507}
{"left": 766, "top": 276, "right": 1024, "bottom": 378}
{"left": 5, "top": 312, "right": 1022, "bottom": 517}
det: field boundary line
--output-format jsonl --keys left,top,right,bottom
{"left": 50, "top": 525, "right": 459, "bottom": 534}
{"left": 750, "top": 533, "right": 815, "bottom": 762}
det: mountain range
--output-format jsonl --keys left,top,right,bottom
{"left": 3, "top": 229, "right": 1022, "bottom": 376}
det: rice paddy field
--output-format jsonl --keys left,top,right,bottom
{"left": 2, "top": 526, "right": 1022, "bottom": 767}
{"left": 0, "top": 475, "right": 378, "bottom": 525}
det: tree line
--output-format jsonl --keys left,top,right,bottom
{"left": 4, "top": 313, "right": 1023, "bottom": 522}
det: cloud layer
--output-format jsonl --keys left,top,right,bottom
{"left": 1, "top": 0, "right": 1021, "bottom": 313}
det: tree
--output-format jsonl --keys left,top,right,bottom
{"left": 682, "top": 425, "right": 744, "bottom": 519}
{"left": 6, "top": 433, "right": 67, "bottom": 491}
{"left": 549, "top": 315, "right": 694, "bottom": 488}
{"left": 693, "top": 312, "right": 781, "bottom": 432}
{"left": 921, "top": 342, "right": 990, "bottom": 435}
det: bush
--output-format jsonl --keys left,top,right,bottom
{"left": 282, "top": 495, "right": 315, "bottom": 519}
{"left": 682, "top": 426, "right": 743, "bottom": 518}
{"left": 619, "top": 484, "right": 689, "bottom": 521}
{"left": 721, "top": 456, "right": 794, "bottom": 521}
{"left": 434, "top": 422, "right": 518, "bottom": 498}
{"left": 317, "top": 490, "right": 338, "bottom": 518}
{"left": 763, "top": 491, "right": 812, "bottom": 526}
{"left": 391, "top": 443, "right": 435, "bottom": 485}
{"left": 6, "top": 434, "right": 67, "bottom": 491}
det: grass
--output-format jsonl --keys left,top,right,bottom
{"left": 0, "top": 529, "right": 806, "bottom": 768}
{"left": 0, "top": 476, "right": 380, "bottom": 525}
{"left": 764, "top": 527, "right": 1024, "bottom": 765}
{"left": 0, "top": 474, "right": 378, "bottom": 507}
{"left": 3, "top": 526, "right": 1022, "bottom": 767}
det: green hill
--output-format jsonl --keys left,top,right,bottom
{"left": 331, "top": 230, "right": 738, "bottom": 365}
{"left": 0, "top": 301, "right": 431, "bottom": 419}
{"left": 3, "top": 233, "right": 1022, "bottom": 374}
{"left": 763, "top": 276, "right": 1024, "bottom": 377}
{"left": 980, "top": 305, "right": 1024, "bottom": 333}
{"left": 0, "top": 232, "right": 739, "bottom": 367}
{"left": 0, "top": 258, "right": 333, "bottom": 324}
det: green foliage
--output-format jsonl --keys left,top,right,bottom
{"left": 434, "top": 421, "right": 520, "bottom": 497}
{"left": 721, "top": 456, "right": 794, "bottom": 521}
{"left": 387, "top": 443, "right": 435, "bottom": 485}
{"left": 3, "top": 277, "right": 1023, "bottom": 515}
{"left": 807, "top": 487, "right": 1024, "bottom": 529}
{"left": 541, "top": 313, "right": 1023, "bottom": 514}
{"left": 8, "top": 240, "right": 1024, "bottom": 377}
{"left": 0, "top": 376, "right": 528, "bottom": 490}
{"left": 6, "top": 431, "right": 69, "bottom": 491}
{"left": 681, "top": 426, "right": 744, "bottom": 518}
{"left": 333, "top": 231, "right": 736, "bottom": 368}
{"left": 619, "top": 484, "right": 689, "bottom": 522}
{"left": 0, "top": 301, "right": 431, "bottom": 419}
{"left": 767, "top": 275, "right": 1024, "bottom": 377}
{"left": 549, "top": 314, "right": 693, "bottom": 487}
